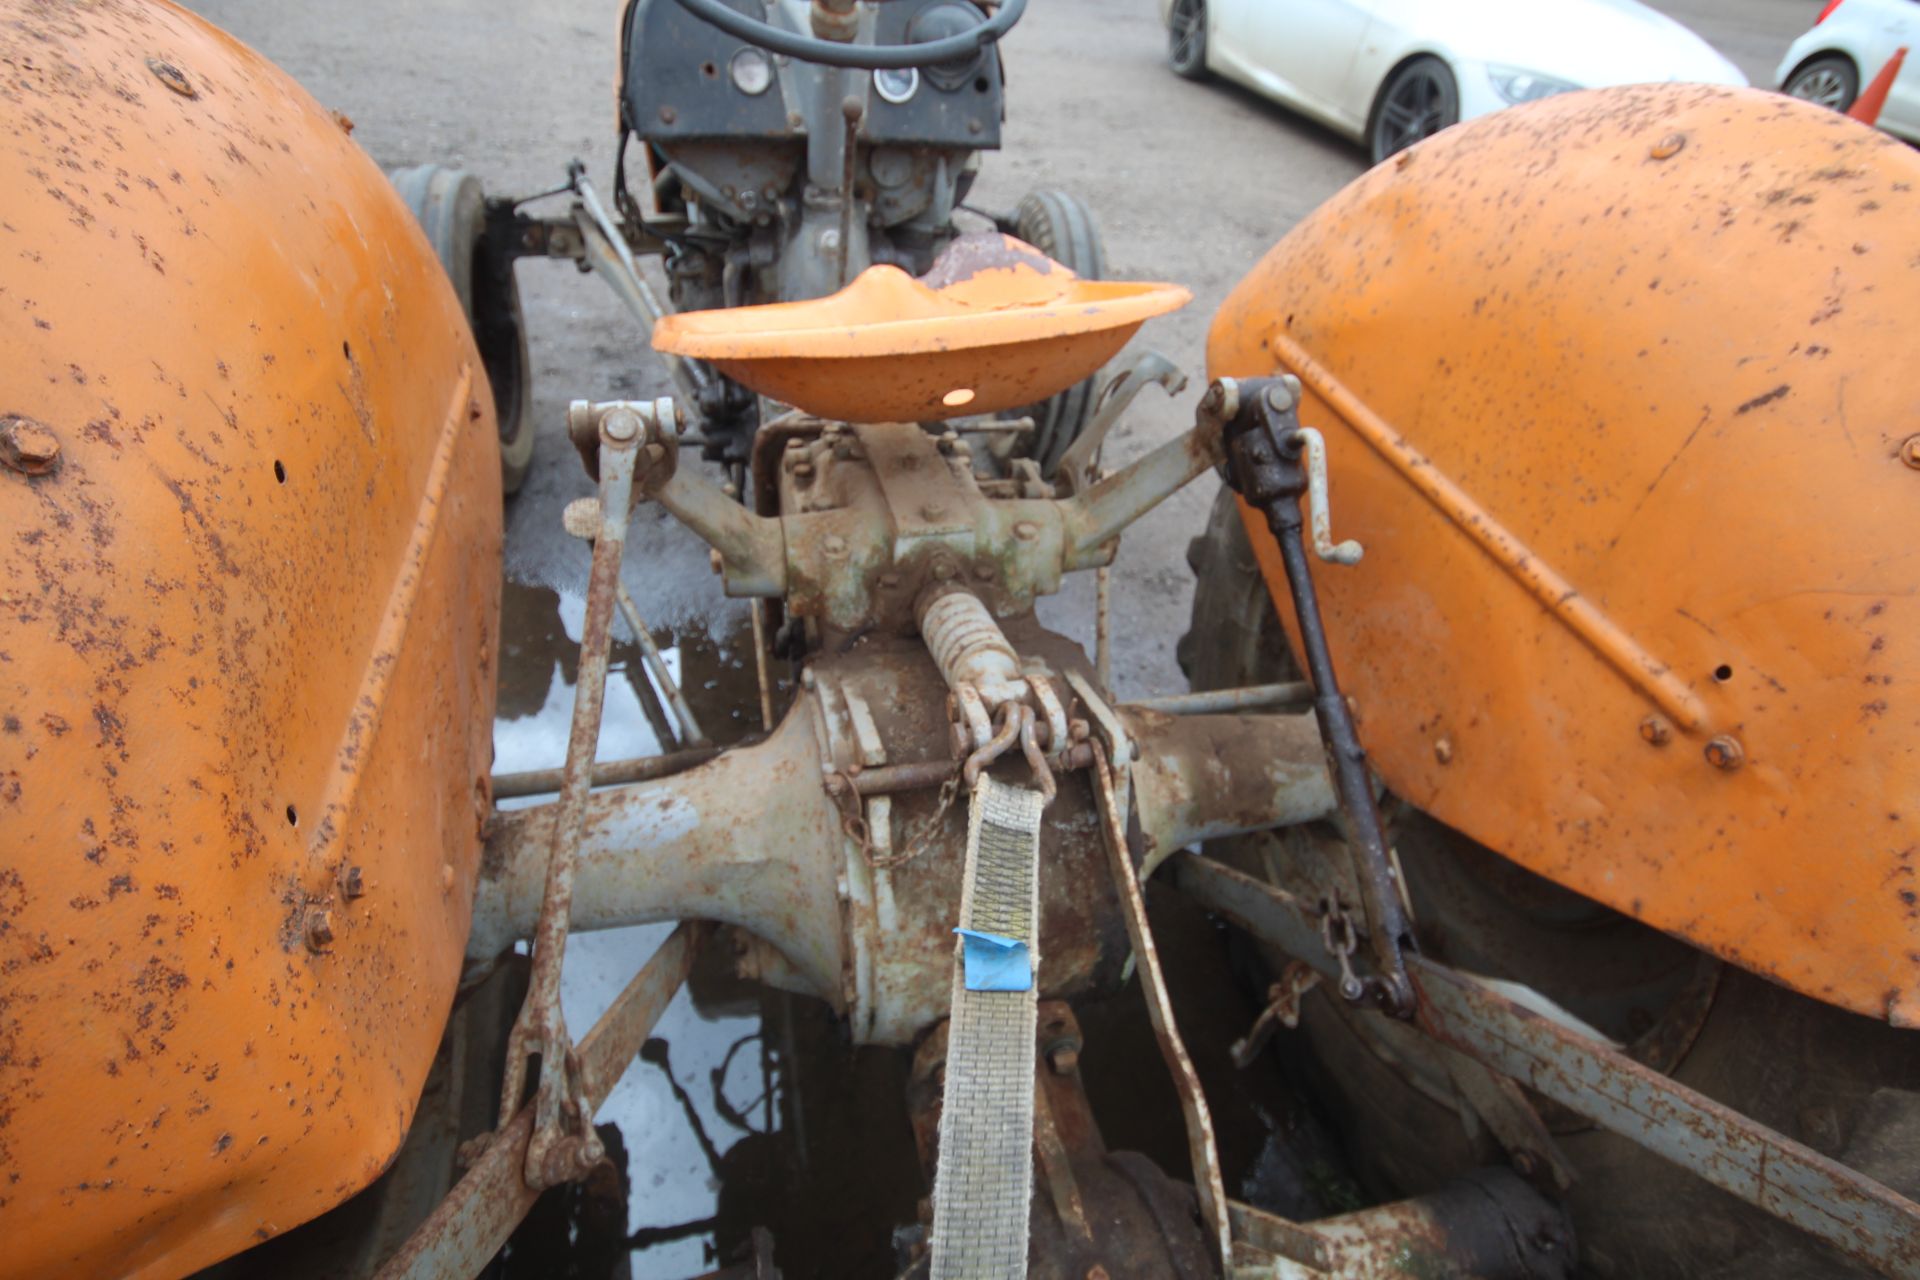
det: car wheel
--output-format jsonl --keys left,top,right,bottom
{"left": 388, "top": 164, "right": 536, "bottom": 496}
{"left": 1167, "top": 0, "right": 1207, "bottom": 81}
{"left": 1783, "top": 54, "right": 1860, "bottom": 112}
{"left": 1010, "top": 190, "right": 1107, "bottom": 475}
{"left": 1368, "top": 56, "right": 1460, "bottom": 166}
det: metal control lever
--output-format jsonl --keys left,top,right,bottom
{"left": 1212, "top": 375, "right": 1417, "bottom": 1018}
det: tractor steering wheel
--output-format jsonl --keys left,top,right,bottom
{"left": 668, "top": 0, "right": 1026, "bottom": 69}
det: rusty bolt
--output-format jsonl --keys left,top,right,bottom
{"left": 659, "top": 104, "right": 678, "bottom": 125}
{"left": 931, "top": 559, "right": 957, "bottom": 581}
{"left": 1433, "top": 736, "right": 1453, "bottom": 765}
{"left": 880, "top": 572, "right": 902, "bottom": 589}
{"left": 146, "top": 56, "right": 197, "bottom": 98}
{"left": 1899, "top": 434, "right": 1920, "bottom": 470}
{"left": 786, "top": 437, "right": 806, "bottom": 451}
{"left": 339, "top": 865, "right": 365, "bottom": 900}
{"left": 709, "top": 548, "right": 725, "bottom": 575}
{"left": 0, "top": 415, "right": 61, "bottom": 475}
{"left": 1087, "top": 1268, "right": 1112, "bottom": 1280}
{"left": 822, "top": 535, "right": 849, "bottom": 558}
{"left": 1704, "top": 735, "right": 1745, "bottom": 771}
{"left": 920, "top": 501, "right": 947, "bottom": 521}
{"left": 1069, "top": 718, "right": 1090, "bottom": 742}
{"left": 1639, "top": 715, "right": 1673, "bottom": 746}
{"left": 1650, "top": 132, "right": 1687, "bottom": 160}
{"left": 793, "top": 460, "right": 814, "bottom": 479}
{"left": 973, "top": 564, "right": 995, "bottom": 582}
{"left": 1012, "top": 520, "right": 1039, "bottom": 542}
{"left": 1047, "top": 1042, "right": 1079, "bottom": 1075}
{"left": 600, "top": 408, "right": 640, "bottom": 444}
{"left": 1198, "top": 378, "right": 1239, "bottom": 422}
{"left": 305, "top": 910, "right": 335, "bottom": 952}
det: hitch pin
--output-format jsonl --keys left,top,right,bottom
{"left": 1295, "top": 425, "right": 1364, "bottom": 566}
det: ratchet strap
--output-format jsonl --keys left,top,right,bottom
{"left": 929, "top": 776, "right": 1045, "bottom": 1280}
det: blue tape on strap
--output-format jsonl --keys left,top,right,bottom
{"left": 954, "top": 928, "right": 1032, "bottom": 992}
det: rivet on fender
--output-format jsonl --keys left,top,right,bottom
{"left": 1650, "top": 132, "right": 1687, "bottom": 160}
{"left": 0, "top": 415, "right": 60, "bottom": 475}
{"left": 1704, "top": 735, "right": 1744, "bottom": 771}
{"left": 145, "top": 56, "right": 197, "bottom": 98}
{"left": 305, "top": 910, "right": 335, "bottom": 952}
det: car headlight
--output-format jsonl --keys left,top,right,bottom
{"left": 1487, "top": 66, "right": 1580, "bottom": 104}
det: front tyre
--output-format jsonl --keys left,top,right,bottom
{"left": 389, "top": 164, "right": 536, "bottom": 496}
{"left": 1010, "top": 190, "right": 1107, "bottom": 476}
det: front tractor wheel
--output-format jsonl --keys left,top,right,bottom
{"left": 1008, "top": 189, "right": 1107, "bottom": 476}
{"left": 389, "top": 163, "right": 536, "bottom": 496}
{"left": 1179, "top": 484, "right": 1920, "bottom": 1278}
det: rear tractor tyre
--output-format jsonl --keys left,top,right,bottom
{"left": 389, "top": 164, "right": 535, "bottom": 496}
{"left": 1179, "top": 481, "right": 1920, "bottom": 1278}
{"left": 1009, "top": 189, "right": 1107, "bottom": 477}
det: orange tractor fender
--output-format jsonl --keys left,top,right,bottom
{"left": 0, "top": 2, "right": 501, "bottom": 1276}
{"left": 1209, "top": 84, "right": 1920, "bottom": 1026}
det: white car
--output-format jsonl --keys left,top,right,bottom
{"left": 1778, "top": 0, "right": 1920, "bottom": 143}
{"left": 1160, "top": 0, "right": 1746, "bottom": 164}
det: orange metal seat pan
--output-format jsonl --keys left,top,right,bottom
{"left": 652, "top": 234, "right": 1189, "bottom": 422}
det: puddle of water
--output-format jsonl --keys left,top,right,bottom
{"left": 491, "top": 577, "right": 1331, "bottom": 1276}
{"left": 493, "top": 578, "right": 922, "bottom": 1277}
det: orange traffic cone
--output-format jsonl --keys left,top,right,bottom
{"left": 1847, "top": 46, "right": 1907, "bottom": 126}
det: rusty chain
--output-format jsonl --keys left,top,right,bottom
{"left": 1319, "top": 897, "right": 1368, "bottom": 1003}
{"left": 826, "top": 692, "right": 1066, "bottom": 870}
{"left": 827, "top": 768, "right": 965, "bottom": 871}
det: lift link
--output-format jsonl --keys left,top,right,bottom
{"left": 1212, "top": 375, "right": 1418, "bottom": 1019}
{"left": 491, "top": 402, "right": 667, "bottom": 1191}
